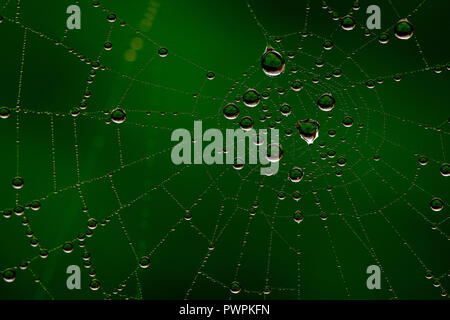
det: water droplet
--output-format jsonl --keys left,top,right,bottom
{"left": 418, "top": 156, "right": 428, "bottom": 166}
{"left": 139, "top": 256, "right": 151, "bottom": 268}
{"left": 433, "top": 65, "right": 443, "bottom": 74}
{"left": 158, "top": 47, "right": 168, "bottom": 57}
{"left": 342, "top": 116, "right": 354, "bottom": 127}
{"left": 289, "top": 167, "right": 304, "bottom": 183}
{"left": 280, "top": 104, "right": 291, "bottom": 116}
{"left": 62, "top": 242, "right": 74, "bottom": 253}
{"left": 317, "top": 93, "right": 335, "bottom": 112}
{"left": 296, "top": 119, "right": 319, "bottom": 145}
{"left": 394, "top": 19, "right": 413, "bottom": 40}
{"left": 110, "top": 108, "right": 126, "bottom": 124}
{"left": 206, "top": 71, "right": 215, "bottom": 80}
{"left": 3, "top": 268, "right": 16, "bottom": 283}
{"left": 440, "top": 163, "right": 450, "bottom": 177}
{"left": 293, "top": 210, "right": 304, "bottom": 223}
{"left": 87, "top": 218, "right": 98, "bottom": 230}
{"left": 40, "top": 248, "right": 49, "bottom": 259}
{"left": 261, "top": 91, "right": 270, "bottom": 99}
{"left": 337, "top": 157, "right": 347, "bottom": 167}
{"left": 292, "top": 191, "right": 302, "bottom": 201}
{"left": 263, "top": 285, "right": 271, "bottom": 295}
{"left": 103, "top": 42, "right": 113, "bottom": 50}
{"left": 341, "top": 15, "right": 356, "bottom": 30}
{"left": 432, "top": 279, "right": 440, "bottom": 287}
{"left": 291, "top": 80, "right": 302, "bottom": 91}
{"left": 242, "top": 89, "right": 260, "bottom": 107}
{"left": 14, "top": 205, "right": 24, "bottom": 216}
{"left": 366, "top": 80, "right": 376, "bottom": 89}
{"left": 266, "top": 144, "right": 283, "bottom": 162}
{"left": 12, "top": 177, "right": 24, "bottom": 189}
{"left": 378, "top": 33, "right": 390, "bottom": 44}
{"left": 315, "top": 58, "right": 325, "bottom": 67}
{"left": 2, "top": 210, "right": 12, "bottom": 219}
{"left": 71, "top": 107, "right": 80, "bottom": 117}
{"left": 430, "top": 198, "right": 444, "bottom": 212}
{"left": 328, "top": 129, "right": 336, "bottom": 137}
{"left": 184, "top": 211, "right": 192, "bottom": 220}
{"left": 393, "top": 74, "right": 402, "bottom": 82}
{"left": 30, "top": 200, "right": 40, "bottom": 211}
{"left": 0, "top": 107, "right": 10, "bottom": 119}
{"left": 323, "top": 40, "right": 333, "bottom": 50}
{"left": 332, "top": 68, "right": 342, "bottom": 77}
{"left": 230, "top": 281, "right": 241, "bottom": 294}
{"left": 232, "top": 157, "right": 245, "bottom": 170}
{"left": 277, "top": 191, "right": 286, "bottom": 200}
{"left": 19, "top": 260, "right": 28, "bottom": 270}
{"left": 106, "top": 13, "right": 116, "bottom": 22}
{"left": 89, "top": 279, "right": 101, "bottom": 291}
{"left": 320, "top": 212, "right": 328, "bottom": 220}
{"left": 261, "top": 47, "right": 285, "bottom": 77}
{"left": 223, "top": 103, "right": 239, "bottom": 120}
{"left": 239, "top": 116, "right": 254, "bottom": 131}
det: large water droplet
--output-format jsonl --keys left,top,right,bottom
{"left": 296, "top": 119, "right": 319, "bottom": 145}
{"left": 111, "top": 108, "right": 126, "bottom": 124}
{"left": 261, "top": 47, "right": 285, "bottom": 77}
{"left": 394, "top": 19, "right": 414, "bottom": 40}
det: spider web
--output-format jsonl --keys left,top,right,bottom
{"left": 0, "top": 0, "right": 448, "bottom": 300}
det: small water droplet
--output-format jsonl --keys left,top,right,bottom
{"left": 110, "top": 108, "right": 126, "bottom": 124}
{"left": 317, "top": 93, "right": 335, "bottom": 112}
{"left": 296, "top": 119, "right": 319, "bottom": 145}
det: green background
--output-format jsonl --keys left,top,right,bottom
{"left": 0, "top": 0, "right": 448, "bottom": 300}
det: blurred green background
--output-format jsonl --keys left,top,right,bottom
{"left": 0, "top": 0, "right": 448, "bottom": 300}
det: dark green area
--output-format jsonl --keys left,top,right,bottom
{"left": 0, "top": 0, "right": 449, "bottom": 300}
